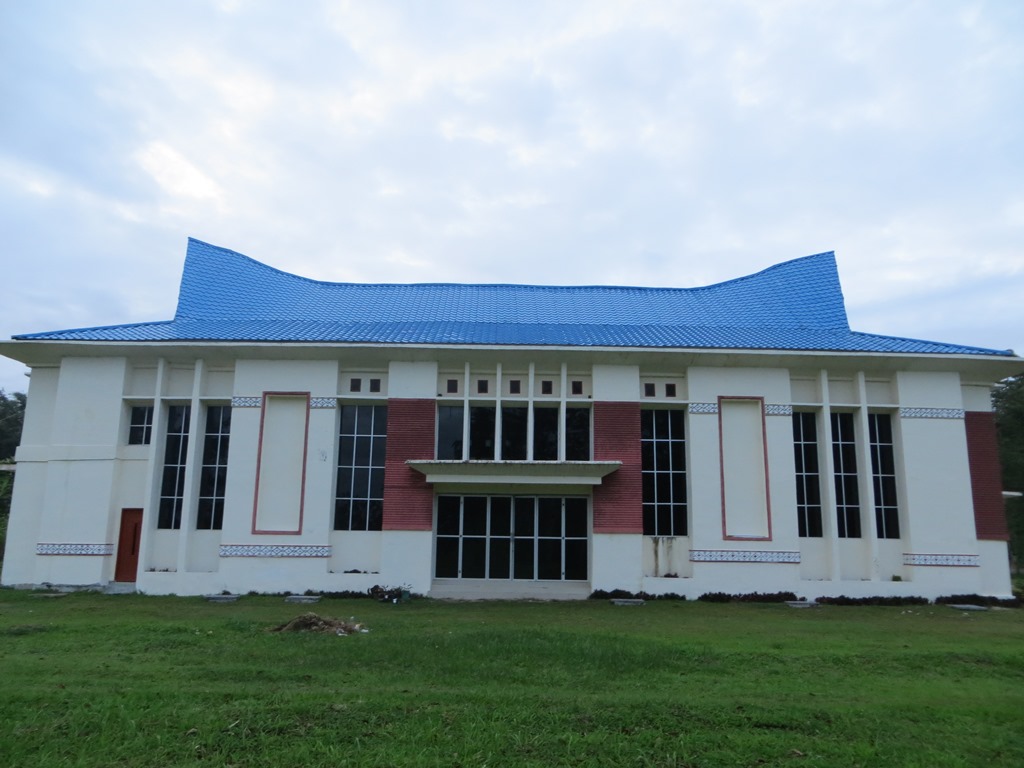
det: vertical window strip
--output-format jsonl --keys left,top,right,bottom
{"left": 831, "top": 412, "right": 861, "bottom": 538}
{"left": 335, "top": 404, "right": 387, "bottom": 531}
{"left": 641, "top": 409, "right": 687, "bottom": 536}
{"left": 197, "top": 405, "right": 231, "bottom": 530}
{"left": 792, "top": 412, "right": 823, "bottom": 537}
{"left": 158, "top": 405, "right": 191, "bottom": 530}
{"left": 869, "top": 413, "right": 900, "bottom": 539}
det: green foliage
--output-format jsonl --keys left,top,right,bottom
{"left": 0, "top": 388, "right": 25, "bottom": 461}
{"left": 1, "top": 594, "right": 1023, "bottom": 767}
{"left": 994, "top": 374, "right": 1024, "bottom": 492}
{"left": 994, "top": 375, "right": 1024, "bottom": 573}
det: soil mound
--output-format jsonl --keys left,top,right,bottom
{"left": 271, "top": 612, "right": 367, "bottom": 635}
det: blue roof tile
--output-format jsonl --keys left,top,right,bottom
{"left": 12, "top": 238, "right": 1014, "bottom": 357}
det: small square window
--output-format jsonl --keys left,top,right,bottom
{"left": 509, "top": 379, "right": 521, "bottom": 395}
{"left": 644, "top": 383, "right": 656, "bottom": 397}
{"left": 128, "top": 406, "right": 153, "bottom": 445}
{"left": 477, "top": 379, "right": 489, "bottom": 394}
{"left": 447, "top": 379, "right": 459, "bottom": 394}
{"left": 541, "top": 380, "right": 554, "bottom": 395}
{"left": 369, "top": 378, "right": 381, "bottom": 393}
{"left": 350, "top": 378, "right": 362, "bottom": 393}
{"left": 665, "top": 383, "right": 677, "bottom": 398}
{"left": 571, "top": 380, "right": 584, "bottom": 396}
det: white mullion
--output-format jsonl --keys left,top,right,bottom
{"left": 526, "top": 362, "right": 535, "bottom": 461}
{"left": 495, "top": 363, "right": 502, "bottom": 461}
{"left": 461, "top": 362, "right": 470, "bottom": 461}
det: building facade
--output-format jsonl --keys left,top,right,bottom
{"left": 1, "top": 239, "right": 1018, "bottom": 598}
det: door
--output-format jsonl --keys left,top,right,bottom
{"left": 114, "top": 508, "right": 143, "bottom": 582}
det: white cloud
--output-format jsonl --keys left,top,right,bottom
{"left": 1, "top": 0, "right": 1023, "bottom": 393}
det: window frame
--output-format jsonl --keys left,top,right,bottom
{"left": 334, "top": 403, "right": 388, "bottom": 532}
{"left": 641, "top": 408, "right": 688, "bottom": 537}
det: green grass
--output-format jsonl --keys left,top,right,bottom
{"left": 1, "top": 592, "right": 1023, "bottom": 767}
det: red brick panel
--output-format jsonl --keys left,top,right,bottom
{"left": 592, "top": 401, "right": 643, "bottom": 533}
{"left": 965, "top": 411, "right": 1009, "bottom": 541}
{"left": 382, "top": 398, "right": 436, "bottom": 531}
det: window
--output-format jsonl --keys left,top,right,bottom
{"left": 565, "top": 407, "right": 590, "bottom": 460}
{"left": 641, "top": 410, "right": 687, "bottom": 536}
{"left": 128, "top": 406, "right": 153, "bottom": 445}
{"left": 335, "top": 405, "right": 387, "bottom": 531}
{"left": 469, "top": 406, "right": 496, "bottom": 459}
{"left": 350, "top": 378, "right": 362, "bottom": 393}
{"left": 643, "top": 383, "right": 656, "bottom": 398}
{"left": 197, "top": 406, "right": 231, "bottom": 530}
{"left": 541, "top": 380, "right": 553, "bottom": 395}
{"left": 477, "top": 379, "right": 489, "bottom": 394}
{"left": 792, "top": 412, "right": 823, "bottom": 537}
{"left": 435, "top": 495, "right": 588, "bottom": 580}
{"left": 438, "top": 403, "right": 591, "bottom": 462}
{"left": 571, "top": 380, "right": 583, "bottom": 396}
{"left": 501, "top": 406, "right": 528, "bottom": 460}
{"left": 446, "top": 379, "right": 459, "bottom": 394}
{"left": 665, "top": 383, "right": 677, "bottom": 398}
{"left": 831, "top": 412, "right": 861, "bottom": 538}
{"left": 509, "top": 379, "right": 522, "bottom": 395}
{"left": 869, "top": 413, "right": 900, "bottom": 539}
{"left": 369, "top": 378, "right": 381, "bottom": 393}
{"left": 533, "top": 406, "right": 559, "bottom": 460}
{"left": 158, "top": 405, "right": 190, "bottom": 529}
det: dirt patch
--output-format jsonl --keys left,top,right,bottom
{"left": 270, "top": 612, "right": 367, "bottom": 636}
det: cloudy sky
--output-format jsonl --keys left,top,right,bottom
{"left": 1, "top": 0, "right": 1023, "bottom": 394}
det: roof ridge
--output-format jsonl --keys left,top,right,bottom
{"left": 185, "top": 238, "right": 835, "bottom": 292}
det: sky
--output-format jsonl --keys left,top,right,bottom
{"left": 1, "top": 0, "right": 1023, "bottom": 395}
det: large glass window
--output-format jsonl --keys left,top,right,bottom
{"left": 469, "top": 406, "right": 496, "bottom": 459}
{"left": 869, "top": 413, "right": 900, "bottom": 539}
{"left": 435, "top": 495, "right": 588, "bottom": 580}
{"left": 335, "top": 405, "right": 387, "bottom": 531}
{"left": 501, "top": 407, "right": 528, "bottom": 460}
{"left": 831, "top": 412, "right": 861, "bottom": 538}
{"left": 197, "top": 406, "right": 231, "bottom": 530}
{"left": 158, "top": 405, "right": 190, "bottom": 530}
{"left": 641, "top": 409, "right": 687, "bottom": 536}
{"left": 792, "top": 412, "right": 823, "bottom": 537}
{"left": 532, "top": 406, "right": 559, "bottom": 460}
{"left": 436, "top": 402, "right": 591, "bottom": 461}
{"left": 437, "top": 405, "right": 464, "bottom": 460}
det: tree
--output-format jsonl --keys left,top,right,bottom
{"left": 0, "top": 389, "right": 25, "bottom": 461}
{"left": 993, "top": 374, "right": 1024, "bottom": 577}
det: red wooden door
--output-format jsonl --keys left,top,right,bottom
{"left": 114, "top": 508, "right": 143, "bottom": 582}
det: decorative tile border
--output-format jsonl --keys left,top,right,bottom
{"left": 903, "top": 553, "right": 979, "bottom": 567}
{"left": 688, "top": 402, "right": 719, "bottom": 414}
{"left": 765, "top": 404, "right": 793, "bottom": 416}
{"left": 220, "top": 544, "right": 331, "bottom": 558}
{"left": 232, "top": 396, "right": 337, "bottom": 409}
{"left": 690, "top": 549, "right": 800, "bottom": 564}
{"left": 899, "top": 408, "right": 965, "bottom": 420}
{"left": 36, "top": 543, "right": 114, "bottom": 556}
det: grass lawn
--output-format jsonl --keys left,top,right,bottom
{"left": 1, "top": 591, "right": 1023, "bottom": 767}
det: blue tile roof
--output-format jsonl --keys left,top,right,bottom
{"left": 13, "top": 238, "right": 1015, "bottom": 357}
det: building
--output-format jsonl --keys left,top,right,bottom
{"left": 1, "top": 239, "right": 1019, "bottom": 598}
